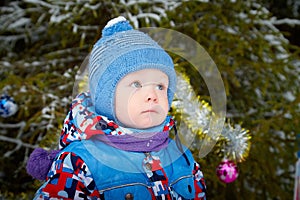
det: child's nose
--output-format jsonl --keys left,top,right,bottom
{"left": 145, "top": 87, "right": 158, "bottom": 103}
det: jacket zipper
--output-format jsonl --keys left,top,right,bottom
{"left": 99, "top": 175, "right": 193, "bottom": 193}
{"left": 169, "top": 175, "right": 194, "bottom": 187}
{"left": 98, "top": 182, "right": 150, "bottom": 193}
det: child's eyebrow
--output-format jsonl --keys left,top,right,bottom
{"left": 159, "top": 77, "right": 169, "bottom": 83}
{"left": 159, "top": 75, "right": 168, "bottom": 79}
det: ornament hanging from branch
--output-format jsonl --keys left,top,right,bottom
{"left": 216, "top": 159, "right": 239, "bottom": 183}
{"left": 0, "top": 94, "right": 18, "bottom": 118}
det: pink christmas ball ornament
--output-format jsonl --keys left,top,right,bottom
{"left": 216, "top": 159, "right": 239, "bottom": 183}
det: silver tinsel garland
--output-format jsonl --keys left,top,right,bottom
{"left": 172, "top": 73, "right": 251, "bottom": 162}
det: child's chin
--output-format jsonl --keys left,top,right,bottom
{"left": 135, "top": 120, "right": 163, "bottom": 130}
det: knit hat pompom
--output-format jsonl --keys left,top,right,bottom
{"left": 102, "top": 16, "right": 133, "bottom": 37}
{"left": 89, "top": 16, "right": 177, "bottom": 121}
{"left": 26, "top": 148, "right": 60, "bottom": 180}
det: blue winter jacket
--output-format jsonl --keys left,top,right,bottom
{"left": 61, "top": 138, "right": 202, "bottom": 199}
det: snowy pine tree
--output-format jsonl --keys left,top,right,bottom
{"left": 0, "top": 0, "right": 299, "bottom": 199}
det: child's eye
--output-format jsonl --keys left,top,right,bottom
{"left": 131, "top": 81, "right": 142, "bottom": 88}
{"left": 156, "top": 84, "right": 165, "bottom": 90}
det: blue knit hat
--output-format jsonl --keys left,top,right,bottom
{"left": 89, "top": 16, "right": 176, "bottom": 121}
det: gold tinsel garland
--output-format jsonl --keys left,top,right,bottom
{"left": 172, "top": 73, "right": 251, "bottom": 162}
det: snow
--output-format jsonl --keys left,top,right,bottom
{"left": 73, "top": 24, "right": 78, "bottom": 33}
{"left": 0, "top": 121, "right": 37, "bottom": 157}
{"left": 276, "top": 52, "right": 289, "bottom": 60}
{"left": 254, "top": 88, "right": 262, "bottom": 99}
{"left": 50, "top": 13, "right": 72, "bottom": 24}
{"left": 246, "top": 108, "right": 257, "bottom": 115}
{"left": 292, "top": 0, "right": 300, "bottom": 16}
{"left": 137, "top": 13, "right": 161, "bottom": 22}
{"left": 283, "top": 91, "right": 296, "bottom": 102}
{"left": 1, "top": 61, "right": 11, "bottom": 67}
{"left": 274, "top": 130, "right": 286, "bottom": 140}
{"left": 271, "top": 18, "right": 300, "bottom": 26}
{"left": 19, "top": 86, "right": 27, "bottom": 93}
{"left": 264, "top": 34, "right": 282, "bottom": 46}
{"left": 277, "top": 73, "right": 286, "bottom": 81}
{"left": 63, "top": 69, "right": 72, "bottom": 78}
{"left": 83, "top": 2, "right": 101, "bottom": 10}
{"left": 24, "top": 0, "right": 54, "bottom": 9}
{"left": 284, "top": 112, "right": 292, "bottom": 119}
{"left": 224, "top": 26, "right": 238, "bottom": 34}
{"left": 8, "top": 18, "right": 30, "bottom": 29}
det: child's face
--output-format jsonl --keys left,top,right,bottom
{"left": 115, "top": 69, "right": 169, "bottom": 129}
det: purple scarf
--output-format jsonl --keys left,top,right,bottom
{"left": 93, "top": 131, "right": 170, "bottom": 152}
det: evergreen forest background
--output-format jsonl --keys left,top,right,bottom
{"left": 1, "top": 0, "right": 300, "bottom": 199}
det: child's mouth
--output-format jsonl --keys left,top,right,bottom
{"left": 141, "top": 110, "right": 157, "bottom": 114}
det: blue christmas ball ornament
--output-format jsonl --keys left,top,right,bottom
{"left": 0, "top": 94, "right": 18, "bottom": 118}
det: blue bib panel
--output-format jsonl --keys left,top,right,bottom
{"left": 62, "top": 139, "right": 195, "bottom": 199}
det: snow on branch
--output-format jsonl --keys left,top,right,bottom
{"left": 0, "top": 121, "right": 38, "bottom": 157}
{"left": 23, "top": 0, "right": 55, "bottom": 9}
{"left": 0, "top": 121, "right": 25, "bottom": 129}
{"left": 0, "top": 135, "right": 38, "bottom": 152}
{"left": 269, "top": 17, "right": 300, "bottom": 27}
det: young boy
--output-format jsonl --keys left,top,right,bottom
{"left": 33, "top": 16, "right": 206, "bottom": 199}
